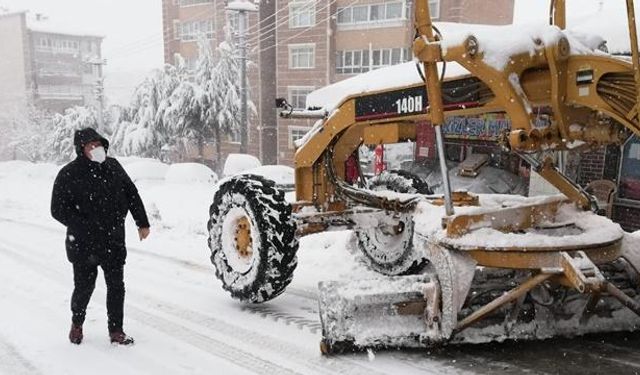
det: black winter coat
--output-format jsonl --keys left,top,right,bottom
{"left": 51, "top": 128, "right": 149, "bottom": 265}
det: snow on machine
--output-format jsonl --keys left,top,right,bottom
{"left": 207, "top": 0, "right": 640, "bottom": 353}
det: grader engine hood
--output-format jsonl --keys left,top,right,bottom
{"left": 354, "top": 78, "right": 485, "bottom": 122}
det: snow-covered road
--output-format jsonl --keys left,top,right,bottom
{"left": 0, "top": 161, "right": 639, "bottom": 374}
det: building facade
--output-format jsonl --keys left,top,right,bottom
{"left": 0, "top": 11, "right": 104, "bottom": 159}
{"left": 161, "top": 0, "right": 514, "bottom": 167}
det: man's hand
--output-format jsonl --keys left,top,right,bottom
{"left": 138, "top": 227, "right": 150, "bottom": 241}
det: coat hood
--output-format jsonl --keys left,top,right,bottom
{"left": 74, "top": 128, "right": 110, "bottom": 157}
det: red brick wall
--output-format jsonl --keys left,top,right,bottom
{"left": 577, "top": 148, "right": 606, "bottom": 186}
{"left": 275, "top": 0, "right": 333, "bottom": 166}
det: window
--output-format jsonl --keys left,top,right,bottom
{"left": 352, "top": 5, "right": 368, "bottom": 23}
{"left": 336, "top": 7, "right": 352, "bottom": 23}
{"left": 183, "top": 56, "right": 198, "bottom": 71}
{"left": 227, "top": 11, "right": 240, "bottom": 35}
{"left": 429, "top": 0, "right": 441, "bottom": 19}
{"left": 391, "top": 48, "right": 401, "bottom": 65}
{"left": 387, "top": 2, "right": 403, "bottom": 19}
{"left": 173, "top": 20, "right": 181, "bottom": 40}
{"left": 337, "top": 48, "right": 409, "bottom": 74}
{"left": 288, "top": 86, "right": 314, "bottom": 110}
{"left": 288, "top": 126, "right": 311, "bottom": 149}
{"left": 289, "top": 1, "right": 315, "bottom": 28}
{"left": 336, "top": 1, "right": 407, "bottom": 26}
{"left": 178, "top": 19, "right": 215, "bottom": 41}
{"left": 36, "top": 37, "right": 80, "bottom": 54}
{"left": 37, "top": 84, "right": 83, "bottom": 98}
{"left": 620, "top": 135, "right": 640, "bottom": 200}
{"left": 289, "top": 44, "right": 315, "bottom": 69}
{"left": 179, "top": 0, "right": 212, "bottom": 6}
{"left": 370, "top": 4, "right": 384, "bottom": 21}
{"left": 228, "top": 129, "right": 241, "bottom": 143}
{"left": 336, "top": 50, "right": 369, "bottom": 74}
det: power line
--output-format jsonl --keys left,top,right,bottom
{"left": 243, "top": 0, "right": 323, "bottom": 47}
{"left": 257, "top": 0, "right": 359, "bottom": 54}
{"left": 242, "top": 0, "right": 293, "bottom": 34}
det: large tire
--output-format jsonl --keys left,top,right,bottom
{"left": 354, "top": 170, "right": 431, "bottom": 275}
{"left": 207, "top": 174, "right": 298, "bottom": 303}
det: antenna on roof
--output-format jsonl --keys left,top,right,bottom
{"left": 34, "top": 13, "right": 49, "bottom": 21}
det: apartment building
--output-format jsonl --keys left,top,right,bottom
{"left": 0, "top": 11, "right": 104, "bottom": 159}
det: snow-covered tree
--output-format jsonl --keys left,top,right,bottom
{"left": 4, "top": 105, "right": 50, "bottom": 162}
{"left": 110, "top": 31, "right": 255, "bottom": 166}
{"left": 47, "top": 106, "right": 99, "bottom": 162}
{"left": 162, "top": 81, "right": 204, "bottom": 155}
{"left": 198, "top": 31, "right": 255, "bottom": 170}
{"left": 112, "top": 62, "right": 187, "bottom": 158}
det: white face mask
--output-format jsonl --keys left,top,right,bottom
{"left": 89, "top": 146, "right": 106, "bottom": 163}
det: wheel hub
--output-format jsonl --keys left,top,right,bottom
{"left": 234, "top": 216, "right": 253, "bottom": 259}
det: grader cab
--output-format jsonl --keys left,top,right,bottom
{"left": 207, "top": 0, "right": 640, "bottom": 353}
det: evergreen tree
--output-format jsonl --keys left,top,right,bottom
{"left": 113, "top": 62, "right": 187, "bottom": 158}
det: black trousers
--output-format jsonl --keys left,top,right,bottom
{"left": 71, "top": 260, "right": 125, "bottom": 333}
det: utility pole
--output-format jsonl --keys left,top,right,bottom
{"left": 88, "top": 58, "right": 107, "bottom": 132}
{"left": 226, "top": 0, "right": 258, "bottom": 154}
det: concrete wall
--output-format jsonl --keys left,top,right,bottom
{"left": 0, "top": 12, "right": 29, "bottom": 160}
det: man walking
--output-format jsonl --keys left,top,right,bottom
{"left": 51, "top": 128, "right": 150, "bottom": 345}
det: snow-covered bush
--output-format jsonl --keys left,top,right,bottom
{"left": 240, "top": 165, "right": 294, "bottom": 187}
{"left": 223, "top": 153, "right": 261, "bottom": 177}
{"left": 123, "top": 160, "right": 169, "bottom": 183}
{"left": 165, "top": 162, "right": 218, "bottom": 185}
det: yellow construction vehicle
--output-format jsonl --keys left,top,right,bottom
{"left": 207, "top": 0, "right": 640, "bottom": 353}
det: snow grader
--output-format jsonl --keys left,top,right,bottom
{"left": 208, "top": 0, "right": 640, "bottom": 353}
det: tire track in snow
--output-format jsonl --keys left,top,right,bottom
{"left": 0, "top": 230, "right": 388, "bottom": 375}
{"left": 0, "top": 240, "right": 301, "bottom": 375}
{"left": 0, "top": 334, "right": 42, "bottom": 375}
{"left": 239, "top": 303, "right": 322, "bottom": 334}
{"left": 128, "top": 292, "right": 387, "bottom": 375}
{"left": 124, "top": 247, "right": 323, "bottom": 333}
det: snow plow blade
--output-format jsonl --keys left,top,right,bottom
{"left": 318, "top": 233, "right": 640, "bottom": 355}
{"left": 318, "top": 274, "right": 444, "bottom": 354}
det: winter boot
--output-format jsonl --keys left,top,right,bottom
{"left": 69, "top": 324, "right": 83, "bottom": 344}
{"left": 109, "top": 331, "right": 134, "bottom": 346}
